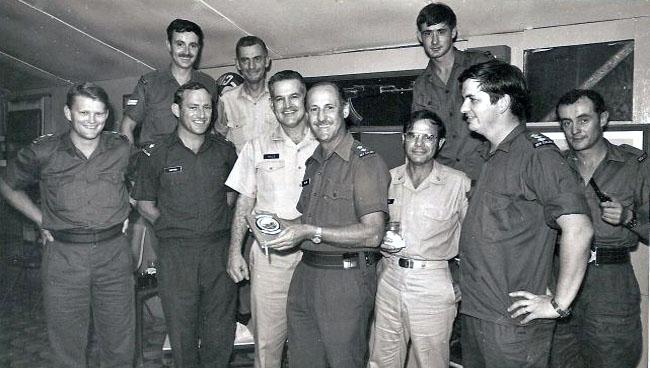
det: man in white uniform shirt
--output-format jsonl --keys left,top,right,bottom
{"left": 225, "top": 70, "right": 318, "bottom": 368}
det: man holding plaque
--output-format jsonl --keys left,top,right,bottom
{"left": 265, "top": 82, "right": 391, "bottom": 368}
{"left": 225, "top": 70, "right": 318, "bottom": 368}
{"left": 133, "top": 82, "right": 238, "bottom": 368}
{"left": 368, "top": 109, "right": 470, "bottom": 368}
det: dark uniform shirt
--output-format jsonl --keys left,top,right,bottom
{"left": 564, "top": 140, "right": 649, "bottom": 247}
{"left": 132, "top": 132, "right": 237, "bottom": 240}
{"left": 124, "top": 66, "right": 217, "bottom": 146}
{"left": 459, "top": 124, "right": 590, "bottom": 326}
{"left": 3, "top": 131, "right": 131, "bottom": 231}
{"left": 412, "top": 48, "right": 494, "bottom": 181}
{"left": 297, "top": 133, "right": 390, "bottom": 253}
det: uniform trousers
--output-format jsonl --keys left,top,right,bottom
{"left": 461, "top": 315, "right": 554, "bottom": 368}
{"left": 249, "top": 242, "right": 302, "bottom": 368}
{"left": 41, "top": 234, "right": 135, "bottom": 368}
{"left": 287, "top": 258, "right": 377, "bottom": 368}
{"left": 368, "top": 258, "right": 456, "bottom": 368}
{"left": 550, "top": 261, "right": 642, "bottom": 368}
{"left": 157, "top": 235, "right": 237, "bottom": 368}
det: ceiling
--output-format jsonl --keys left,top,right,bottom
{"left": 1, "top": 0, "right": 649, "bottom": 93}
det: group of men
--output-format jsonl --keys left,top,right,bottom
{"left": 0, "top": 2, "right": 647, "bottom": 368}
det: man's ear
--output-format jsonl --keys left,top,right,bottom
{"left": 416, "top": 29, "right": 423, "bottom": 44}
{"left": 342, "top": 101, "right": 350, "bottom": 119}
{"left": 171, "top": 103, "right": 180, "bottom": 118}
{"left": 438, "top": 137, "right": 446, "bottom": 151}
{"left": 166, "top": 40, "right": 172, "bottom": 53}
{"left": 64, "top": 105, "right": 72, "bottom": 122}
{"left": 497, "top": 94, "right": 511, "bottom": 114}
{"left": 599, "top": 111, "right": 609, "bottom": 129}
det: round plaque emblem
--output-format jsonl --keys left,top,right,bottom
{"left": 255, "top": 214, "right": 281, "bottom": 235}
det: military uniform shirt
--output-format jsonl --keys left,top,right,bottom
{"left": 564, "top": 140, "right": 649, "bottom": 247}
{"left": 132, "top": 132, "right": 237, "bottom": 239}
{"left": 124, "top": 66, "right": 217, "bottom": 145}
{"left": 3, "top": 131, "right": 131, "bottom": 231}
{"left": 297, "top": 133, "right": 391, "bottom": 253}
{"left": 388, "top": 161, "right": 470, "bottom": 261}
{"left": 225, "top": 124, "right": 319, "bottom": 220}
{"left": 459, "top": 124, "right": 590, "bottom": 326}
{"left": 412, "top": 48, "right": 494, "bottom": 180}
{"left": 215, "top": 84, "right": 278, "bottom": 153}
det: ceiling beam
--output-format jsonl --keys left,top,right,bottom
{"left": 0, "top": 50, "right": 73, "bottom": 85}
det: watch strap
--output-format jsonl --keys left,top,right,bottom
{"left": 551, "top": 298, "right": 571, "bottom": 318}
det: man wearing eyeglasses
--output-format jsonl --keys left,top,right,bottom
{"left": 368, "top": 110, "right": 470, "bottom": 368}
{"left": 412, "top": 3, "right": 494, "bottom": 182}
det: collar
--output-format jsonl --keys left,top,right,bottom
{"left": 312, "top": 133, "right": 354, "bottom": 163}
{"left": 58, "top": 130, "right": 109, "bottom": 157}
{"left": 237, "top": 83, "right": 270, "bottom": 104}
{"left": 424, "top": 48, "right": 462, "bottom": 81}
{"left": 391, "top": 161, "right": 446, "bottom": 187}
{"left": 566, "top": 139, "right": 626, "bottom": 167}
{"left": 170, "top": 130, "right": 212, "bottom": 153}
{"left": 164, "top": 65, "right": 200, "bottom": 84}
{"left": 270, "top": 124, "right": 317, "bottom": 144}
{"left": 491, "top": 124, "right": 525, "bottom": 155}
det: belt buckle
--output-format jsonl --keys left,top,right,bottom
{"left": 398, "top": 258, "right": 414, "bottom": 268}
{"left": 342, "top": 253, "right": 358, "bottom": 269}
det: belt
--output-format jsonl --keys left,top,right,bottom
{"left": 51, "top": 224, "right": 123, "bottom": 244}
{"left": 302, "top": 250, "right": 381, "bottom": 269}
{"left": 589, "top": 246, "right": 630, "bottom": 265}
{"left": 395, "top": 257, "right": 448, "bottom": 269}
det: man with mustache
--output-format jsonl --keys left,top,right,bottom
{"left": 550, "top": 89, "right": 649, "bottom": 368}
{"left": 412, "top": 3, "right": 494, "bottom": 182}
{"left": 265, "top": 82, "right": 390, "bottom": 368}
{"left": 457, "top": 61, "right": 593, "bottom": 368}
{"left": 0, "top": 83, "right": 134, "bottom": 367}
{"left": 225, "top": 70, "right": 318, "bottom": 368}
{"left": 133, "top": 82, "right": 238, "bottom": 368}
{"left": 120, "top": 19, "right": 217, "bottom": 147}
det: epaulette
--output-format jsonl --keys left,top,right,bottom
{"left": 32, "top": 133, "right": 55, "bottom": 144}
{"left": 209, "top": 132, "right": 235, "bottom": 147}
{"left": 618, "top": 144, "right": 646, "bottom": 162}
{"left": 141, "top": 142, "right": 158, "bottom": 157}
{"left": 353, "top": 144, "right": 375, "bottom": 158}
{"left": 104, "top": 131, "right": 129, "bottom": 142}
{"left": 526, "top": 132, "right": 555, "bottom": 148}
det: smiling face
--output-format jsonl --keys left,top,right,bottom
{"left": 172, "top": 88, "right": 213, "bottom": 137}
{"left": 270, "top": 78, "right": 306, "bottom": 129}
{"left": 236, "top": 44, "right": 270, "bottom": 85}
{"left": 404, "top": 119, "right": 443, "bottom": 166}
{"left": 558, "top": 96, "right": 608, "bottom": 152}
{"left": 306, "top": 84, "right": 349, "bottom": 144}
{"left": 167, "top": 31, "right": 200, "bottom": 70}
{"left": 460, "top": 78, "right": 501, "bottom": 138}
{"left": 417, "top": 22, "right": 457, "bottom": 60}
{"left": 65, "top": 96, "right": 109, "bottom": 142}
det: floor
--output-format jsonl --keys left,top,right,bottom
{"left": 0, "top": 241, "right": 254, "bottom": 368}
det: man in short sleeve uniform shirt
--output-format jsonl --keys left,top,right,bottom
{"left": 133, "top": 82, "right": 238, "bottom": 368}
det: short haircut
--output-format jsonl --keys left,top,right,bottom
{"left": 268, "top": 70, "right": 306, "bottom": 98}
{"left": 404, "top": 110, "right": 446, "bottom": 139}
{"left": 167, "top": 19, "right": 203, "bottom": 46}
{"left": 307, "top": 81, "right": 346, "bottom": 106}
{"left": 555, "top": 89, "right": 607, "bottom": 118}
{"left": 173, "top": 81, "right": 210, "bottom": 106}
{"left": 417, "top": 3, "right": 457, "bottom": 40}
{"left": 458, "top": 60, "right": 530, "bottom": 121}
{"left": 66, "top": 82, "right": 109, "bottom": 109}
{"left": 236, "top": 36, "right": 268, "bottom": 59}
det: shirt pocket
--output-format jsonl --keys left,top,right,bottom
{"left": 421, "top": 205, "right": 457, "bottom": 239}
{"left": 46, "top": 175, "right": 84, "bottom": 211}
{"left": 481, "top": 191, "right": 525, "bottom": 244}
{"left": 256, "top": 160, "right": 286, "bottom": 191}
{"left": 92, "top": 172, "right": 126, "bottom": 210}
{"left": 321, "top": 182, "right": 355, "bottom": 221}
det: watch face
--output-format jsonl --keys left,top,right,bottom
{"left": 255, "top": 214, "right": 281, "bottom": 235}
{"left": 312, "top": 236, "right": 321, "bottom": 244}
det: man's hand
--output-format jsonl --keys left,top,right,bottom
{"left": 121, "top": 218, "right": 129, "bottom": 234}
{"left": 507, "top": 290, "right": 559, "bottom": 324}
{"left": 600, "top": 201, "right": 628, "bottom": 226}
{"left": 264, "top": 224, "right": 311, "bottom": 251}
{"left": 40, "top": 228, "right": 54, "bottom": 245}
{"left": 227, "top": 253, "right": 249, "bottom": 283}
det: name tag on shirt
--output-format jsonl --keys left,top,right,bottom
{"left": 387, "top": 198, "right": 395, "bottom": 204}
{"left": 301, "top": 179, "right": 310, "bottom": 187}
{"left": 164, "top": 166, "right": 183, "bottom": 173}
{"left": 264, "top": 153, "right": 280, "bottom": 159}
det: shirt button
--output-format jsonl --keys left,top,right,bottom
{"left": 456, "top": 158, "right": 460, "bottom": 162}
{"left": 312, "top": 193, "right": 317, "bottom": 197}
{"left": 449, "top": 112, "right": 453, "bottom": 117}
{"left": 445, "top": 90, "right": 450, "bottom": 94}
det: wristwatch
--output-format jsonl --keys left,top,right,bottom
{"left": 550, "top": 298, "right": 571, "bottom": 319}
{"left": 311, "top": 227, "right": 322, "bottom": 244}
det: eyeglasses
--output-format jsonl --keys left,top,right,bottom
{"left": 404, "top": 132, "right": 438, "bottom": 142}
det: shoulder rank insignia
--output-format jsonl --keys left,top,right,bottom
{"left": 354, "top": 144, "right": 375, "bottom": 158}
{"left": 638, "top": 152, "right": 647, "bottom": 162}
{"left": 528, "top": 133, "right": 555, "bottom": 148}
{"left": 142, "top": 143, "right": 156, "bottom": 157}
{"left": 32, "top": 133, "right": 54, "bottom": 144}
